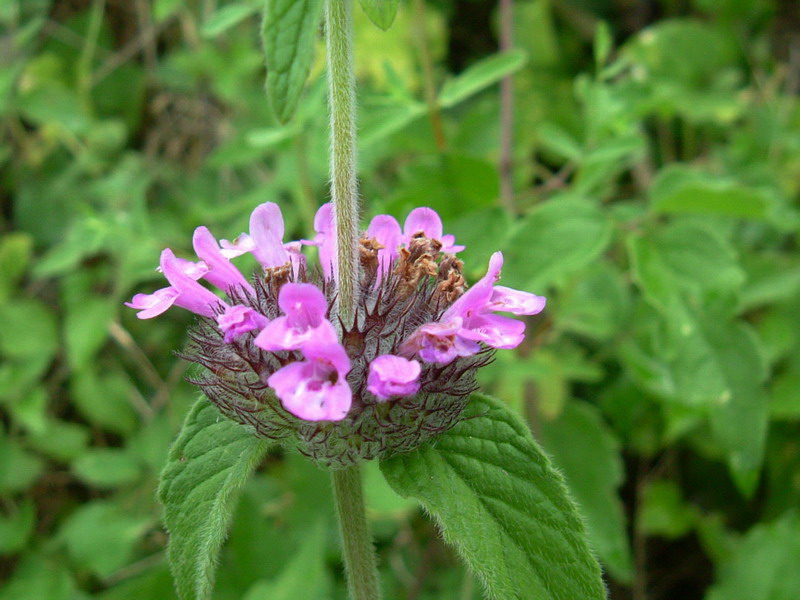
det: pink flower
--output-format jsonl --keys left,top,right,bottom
{"left": 254, "top": 282, "right": 329, "bottom": 351}
{"left": 126, "top": 249, "right": 225, "bottom": 319}
{"left": 401, "top": 252, "right": 545, "bottom": 364}
{"left": 366, "top": 214, "right": 402, "bottom": 286}
{"left": 220, "top": 202, "right": 304, "bottom": 275}
{"left": 304, "top": 203, "right": 337, "bottom": 281}
{"left": 403, "top": 207, "right": 464, "bottom": 254}
{"left": 193, "top": 226, "right": 254, "bottom": 294}
{"left": 367, "top": 355, "right": 421, "bottom": 400}
{"left": 216, "top": 305, "right": 269, "bottom": 343}
{"left": 267, "top": 322, "right": 352, "bottom": 421}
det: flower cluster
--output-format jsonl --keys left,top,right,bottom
{"left": 127, "top": 203, "right": 545, "bottom": 467}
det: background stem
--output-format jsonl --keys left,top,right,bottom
{"left": 498, "top": 0, "right": 515, "bottom": 212}
{"left": 326, "top": 0, "right": 360, "bottom": 324}
{"left": 332, "top": 466, "right": 382, "bottom": 600}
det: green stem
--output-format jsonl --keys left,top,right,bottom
{"left": 326, "top": 0, "right": 360, "bottom": 325}
{"left": 332, "top": 466, "right": 382, "bottom": 600}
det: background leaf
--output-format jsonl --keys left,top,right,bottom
{"left": 358, "top": 0, "right": 400, "bottom": 31}
{"left": 262, "top": 0, "right": 324, "bottom": 123}
{"left": 381, "top": 393, "right": 606, "bottom": 600}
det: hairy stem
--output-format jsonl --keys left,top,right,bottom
{"left": 332, "top": 466, "right": 382, "bottom": 600}
{"left": 326, "top": 0, "right": 360, "bottom": 324}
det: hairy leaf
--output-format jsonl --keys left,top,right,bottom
{"left": 262, "top": 0, "right": 324, "bottom": 123}
{"left": 358, "top": 0, "right": 400, "bottom": 30}
{"left": 158, "top": 400, "right": 270, "bottom": 600}
{"left": 381, "top": 393, "right": 606, "bottom": 600}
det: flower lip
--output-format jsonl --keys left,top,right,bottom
{"left": 266, "top": 321, "right": 352, "bottom": 421}
{"left": 216, "top": 305, "right": 269, "bottom": 343}
{"left": 254, "top": 282, "right": 330, "bottom": 352}
{"left": 193, "top": 226, "right": 254, "bottom": 294}
{"left": 367, "top": 355, "right": 421, "bottom": 400}
{"left": 403, "top": 207, "right": 465, "bottom": 254}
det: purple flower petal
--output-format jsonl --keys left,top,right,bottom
{"left": 443, "top": 251, "right": 504, "bottom": 322}
{"left": 306, "top": 203, "right": 337, "bottom": 281}
{"left": 403, "top": 207, "right": 464, "bottom": 254}
{"left": 367, "top": 355, "right": 421, "bottom": 400}
{"left": 486, "top": 286, "right": 546, "bottom": 315}
{"left": 400, "top": 318, "right": 480, "bottom": 365}
{"left": 457, "top": 313, "right": 526, "bottom": 349}
{"left": 125, "top": 287, "right": 179, "bottom": 319}
{"left": 404, "top": 207, "right": 443, "bottom": 241}
{"left": 267, "top": 322, "right": 352, "bottom": 421}
{"left": 254, "top": 283, "right": 329, "bottom": 351}
{"left": 160, "top": 249, "right": 225, "bottom": 317}
{"left": 367, "top": 214, "right": 402, "bottom": 286}
{"left": 193, "top": 227, "right": 254, "bottom": 294}
{"left": 250, "top": 202, "right": 290, "bottom": 268}
{"left": 216, "top": 305, "right": 269, "bottom": 343}
{"left": 219, "top": 233, "right": 256, "bottom": 258}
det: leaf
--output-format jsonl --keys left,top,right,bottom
{"left": 242, "top": 518, "right": 330, "bottom": 600}
{"left": 72, "top": 449, "right": 143, "bottom": 488}
{"left": 649, "top": 165, "right": 772, "bottom": 219}
{"left": 0, "top": 500, "right": 36, "bottom": 555}
{"left": 502, "top": 196, "right": 612, "bottom": 291}
{"left": 60, "top": 501, "right": 151, "bottom": 578}
{"left": 358, "top": 0, "right": 400, "bottom": 30}
{"left": 0, "top": 554, "right": 76, "bottom": 600}
{"left": 439, "top": 50, "right": 527, "bottom": 108}
{"left": 539, "top": 402, "right": 634, "bottom": 583}
{"left": 638, "top": 480, "right": 697, "bottom": 539}
{"left": 64, "top": 296, "right": 116, "bottom": 371}
{"left": 627, "top": 221, "right": 744, "bottom": 315}
{"left": 201, "top": 2, "right": 259, "bottom": 39}
{"left": 381, "top": 393, "right": 606, "bottom": 600}
{"left": 707, "top": 511, "right": 800, "bottom": 600}
{"left": 158, "top": 399, "right": 270, "bottom": 600}
{"left": 262, "top": 0, "right": 324, "bottom": 123}
{"left": 0, "top": 233, "right": 33, "bottom": 302}
{"left": 0, "top": 434, "right": 43, "bottom": 494}
{"left": 696, "top": 313, "right": 768, "bottom": 496}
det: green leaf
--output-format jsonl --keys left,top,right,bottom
{"left": 539, "top": 402, "right": 634, "bottom": 583}
{"left": 502, "top": 196, "right": 612, "bottom": 291}
{"left": 72, "top": 449, "right": 143, "bottom": 488}
{"left": 60, "top": 501, "right": 151, "bottom": 578}
{"left": 158, "top": 399, "right": 270, "bottom": 600}
{"left": 649, "top": 165, "right": 772, "bottom": 219}
{"left": 638, "top": 480, "right": 697, "bottom": 539}
{"left": 64, "top": 296, "right": 116, "bottom": 371}
{"left": 242, "top": 518, "right": 330, "bottom": 600}
{"left": 707, "top": 511, "right": 800, "bottom": 600}
{"left": 0, "top": 233, "right": 33, "bottom": 302}
{"left": 0, "top": 554, "right": 76, "bottom": 600}
{"left": 0, "top": 500, "right": 36, "bottom": 555}
{"left": 262, "top": 0, "right": 324, "bottom": 123}
{"left": 439, "top": 50, "right": 527, "bottom": 108}
{"left": 381, "top": 393, "right": 606, "bottom": 600}
{"left": 627, "top": 221, "right": 744, "bottom": 314}
{"left": 358, "top": 0, "right": 400, "bottom": 30}
{"left": 0, "top": 434, "right": 43, "bottom": 494}
{"left": 201, "top": 2, "right": 259, "bottom": 39}
{"left": 696, "top": 313, "right": 768, "bottom": 496}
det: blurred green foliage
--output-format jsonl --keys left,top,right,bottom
{"left": 1, "top": 0, "right": 799, "bottom": 598}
